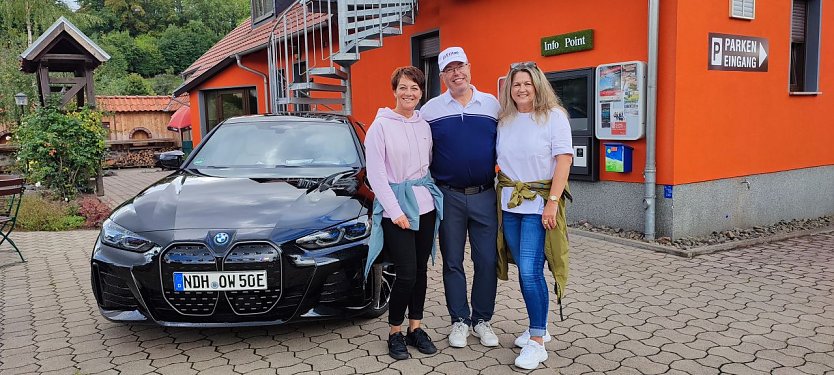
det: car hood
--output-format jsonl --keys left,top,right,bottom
{"left": 109, "top": 170, "right": 369, "bottom": 232}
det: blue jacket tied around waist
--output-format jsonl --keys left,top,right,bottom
{"left": 363, "top": 173, "right": 444, "bottom": 279}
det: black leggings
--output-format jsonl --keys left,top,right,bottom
{"left": 382, "top": 210, "right": 436, "bottom": 326}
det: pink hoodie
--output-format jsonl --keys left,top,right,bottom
{"left": 364, "top": 108, "right": 434, "bottom": 219}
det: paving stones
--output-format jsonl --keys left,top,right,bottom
{"left": 2, "top": 199, "right": 834, "bottom": 374}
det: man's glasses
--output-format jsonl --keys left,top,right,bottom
{"left": 441, "top": 63, "right": 469, "bottom": 74}
{"left": 510, "top": 61, "right": 538, "bottom": 70}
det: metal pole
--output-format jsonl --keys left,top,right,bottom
{"left": 644, "top": 0, "right": 660, "bottom": 240}
{"left": 343, "top": 65, "right": 352, "bottom": 115}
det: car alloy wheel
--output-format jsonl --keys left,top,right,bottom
{"left": 363, "top": 262, "right": 395, "bottom": 318}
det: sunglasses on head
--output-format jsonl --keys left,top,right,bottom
{"left": 510, "top": 61, "right": 538, "bottom": 70}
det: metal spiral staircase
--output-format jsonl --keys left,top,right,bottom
{"left": 268, "top": 0, "right": 418, "bottom": 115}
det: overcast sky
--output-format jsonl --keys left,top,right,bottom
{"left": 61, "top": 0, "right": 79, "bottom": 11}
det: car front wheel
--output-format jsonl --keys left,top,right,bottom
{"left": 361, "top": 262, "right": 395, "bottom": 318}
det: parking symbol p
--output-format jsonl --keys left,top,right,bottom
{"left": 711, "top": 37, "right": 723, "bottom": 66}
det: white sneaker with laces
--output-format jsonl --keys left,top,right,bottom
{"left": 514, "top": 340, "right": 548, "bottom": 370}
{"left": 514, "top": 328, "right": 552, "bottom": 348}
{"left": 472, "top": 320, "right": 499, "bottom": 347}
{"left": 448, "top": 320, "right": 469, "bottom": 348}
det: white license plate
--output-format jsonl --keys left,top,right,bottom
{"left": 173, "top": 271, "right": 267, "bottom": 292}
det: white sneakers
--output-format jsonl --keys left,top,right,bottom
{"left": 448, "top": 320, "right": 470, "bottom": 348}
{"left": 472, "top": 320, "right": 499, "bottom": 347}
{"left": 514, "top": 339, "right": 548, "bottom": 370}
{"left": 448, "top": 319, "right": 499, "bottom": 347}
{"left": 449, "top": 321, "right": 550, "bottom": 369}
{"left": 514, "top": 328, "right": 552, "bottom": 348}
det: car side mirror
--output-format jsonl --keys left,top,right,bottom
{"left": 156, "top": 150, "right": 185, "bottom": 170}
{"left": 160, "top": 158, "right": 182, "bottom": 170}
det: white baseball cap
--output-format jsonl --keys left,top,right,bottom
{"left": 438, "top": 47, "right": 468, "bottom": 72}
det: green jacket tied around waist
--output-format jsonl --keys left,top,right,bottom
{"left": 496, "top": 170, "right": 571, "bottom": 301}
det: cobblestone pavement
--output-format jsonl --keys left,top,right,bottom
{"left": 1, "top": 227, "right": 832, "bottom": 375}
{"left": 99, "top": 168, "right": 172, "bottom": 208}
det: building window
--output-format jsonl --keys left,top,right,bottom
{"left": 730, "top": 0, "right": 755, "bottom": 20}
{"left": 790, "top": 0, "right": 821, "bottom": 93}
{"left": 411, "top": 31, "right": 440, "bottom": 107}
{"left": 252, "top": 0, "right": 275, "bottom": 25}
{"left": 204, "top": 87, "right": 258, "bottom": 133}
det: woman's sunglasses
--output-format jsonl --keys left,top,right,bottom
{"left": 510, "top": 61, "right": 538, "bottom": 70}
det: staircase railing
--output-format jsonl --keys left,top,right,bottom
{"left": 268, "top": 0, "right": 417, "bottom": 115}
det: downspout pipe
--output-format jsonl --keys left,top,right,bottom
{"left": 644, "top": 0, "right": 660, "bottom": 240}
{"left": 236, "top": 54, "right": 270, "bottom": 114}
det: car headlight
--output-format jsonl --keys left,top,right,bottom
{"left": 295, "top": 217, "right": 371, "bottom": 250}
{"left": 100, "top": 219, "right": 157, "bottom": 252}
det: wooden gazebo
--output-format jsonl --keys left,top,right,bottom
{"left": 19, "top": 16, "right": 110, "bottom": 108}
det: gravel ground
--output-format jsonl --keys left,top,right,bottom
{"left": 570, "top": 215, "right": 834, "bottom": 250}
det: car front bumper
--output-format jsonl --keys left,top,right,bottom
{"left": 90, "top": 236, "right": 374, "bottom": 327}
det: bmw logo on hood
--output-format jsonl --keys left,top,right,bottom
{"left": 206, "top": 230, "right": 236, "bottom": 254}
{"left": 214, "top": 232, "right": 230, "bottom": 245}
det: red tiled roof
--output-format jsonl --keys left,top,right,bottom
{"left": 96, "top": 96, "right": 187, "bottom": 112}
{"left": 174, "top": 4, "right": 328, "bottom": 96}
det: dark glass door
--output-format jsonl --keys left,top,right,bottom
{"left": 546, "top": 68, "right": 598, "bottom": 181}
{"left": 204, "top": 87, "right": 258, "bottom": 133}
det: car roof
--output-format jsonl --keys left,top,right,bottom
{"left": 222, "top": 113, "right": 352, "bottom": 125}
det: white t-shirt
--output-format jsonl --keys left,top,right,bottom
{"left": 496, "top": 109, "right": 574, "bottom": 214}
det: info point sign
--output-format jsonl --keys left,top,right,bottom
{"left": 708, "top": 33, "right": 769, "bottom": 72}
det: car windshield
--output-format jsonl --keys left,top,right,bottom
{"left": 186, "top": 118, "right": 361, "bottom": 175}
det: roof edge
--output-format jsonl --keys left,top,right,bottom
{"left": 20, "top": 16, "right": 111, "bottom": 63}
{"left": 172, "top": 44, "right": 269, "bottom": 96}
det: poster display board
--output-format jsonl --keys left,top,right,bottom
{"left": 595, "top": 61, "right": 646, "bottom": 140}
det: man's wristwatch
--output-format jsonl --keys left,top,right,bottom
{"left": 548, "top": 195, "right": 560, "bottom": 203}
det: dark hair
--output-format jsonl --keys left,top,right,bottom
{"left": 390, "top": 66, "right": 425, "bottom": 91}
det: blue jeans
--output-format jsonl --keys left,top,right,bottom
{"left": 502, "top": 211, "right": 548, "bottom": 337}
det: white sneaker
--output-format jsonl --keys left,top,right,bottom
{"left": 448, "top": 320, "right": 469, "bottom": 348}
{"left": 472, "top": 320, "right": 499, "bottom": 347}
{"left": 514, "top": 340, "right": 548, "bottom": 370}
{"left": 514, "top": 329, "right": 552, "bottom": 348}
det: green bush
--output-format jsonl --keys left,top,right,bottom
{"left": 17, "top": 194, "right": 86, "bottom": 231}
{"left": 16, "top": 104, "right": 107, "bottom": 200}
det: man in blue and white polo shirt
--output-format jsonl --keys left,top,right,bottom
{"left": 421, "top": 46, "right": 500, "bottom": 349}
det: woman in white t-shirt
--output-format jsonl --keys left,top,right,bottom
{"left": 495, "top": 61, "right": 573, "bottom": 370}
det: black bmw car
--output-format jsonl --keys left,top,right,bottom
{"left": 91, "top": 113, "right": 395, "bottom": 327}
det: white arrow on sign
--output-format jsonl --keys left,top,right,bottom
{"left": 758, "top": 42, "right": 768, "bottom": 67}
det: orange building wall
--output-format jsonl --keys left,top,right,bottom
{"left": 671, "top": 0, "right": 834, "bottom": 184}
{"left": 352, "top": 0, "right": 667, "bottom": 184}
{"left": 185, "top": 0, "right": 832, "bottom": 186}
{"left": 188, "top": 50, "right": 272, "bottom": 145}
{"left": 352, "top": 0, "right": 833, "bottom": 185}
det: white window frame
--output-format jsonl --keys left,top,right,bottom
{"left": 730, "top": 0, "right": 755, "bottom": 20}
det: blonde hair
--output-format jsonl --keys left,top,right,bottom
{"left": 498, "top": 64, "right": 566, "bottom": 125}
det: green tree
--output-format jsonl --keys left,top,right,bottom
{"left": 0, "top": 39, "right": 37, "bottom": 125}
{"left": 148, "top": 73, "right": 183, "bottom": 95}
{"left": 122, "top": 73, "right": 154, "bottom": 95}
{"left": 158, "top": 20, "right": 217, "bottom": 74}
{"left": 182, "top": 0, "right": 248, "bottom": 36}
{"left": 0, "top": 0, "right": 71, "bottom": 45}
{"left": 16, "top": 103, "right": 107, "bottom": 199}
{"left": 134, "top": 34, "right": 164, "bottom": 76}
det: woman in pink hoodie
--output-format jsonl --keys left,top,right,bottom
{"left": 364, "top": 66, "right": 443, "bottom": 360}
